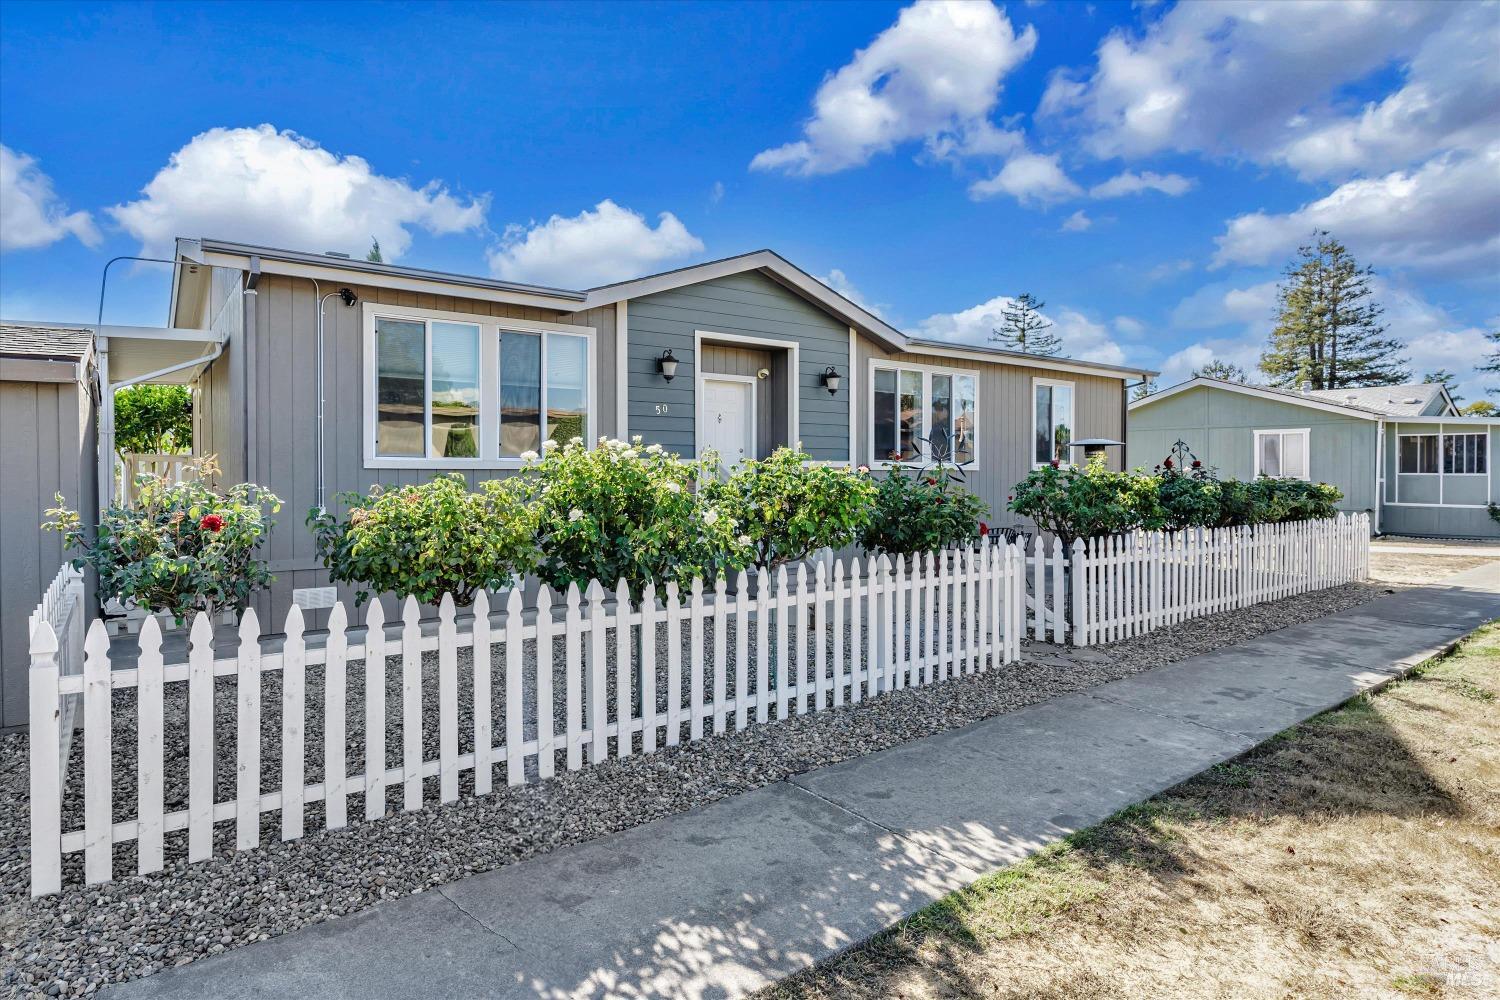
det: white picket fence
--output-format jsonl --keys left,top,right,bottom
{"left": 1068, "top": 513, "right": 1370, "bottom": 646}
{"left": 28, "top": 545, "right": 1027, "bottom": 896}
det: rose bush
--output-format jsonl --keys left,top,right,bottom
{"left": 45, "top": 456, "right": 280, "bottom": 622}
{"left": 308, "top": 473, "right": 539, "bottom": 606}
{"left": 1007, "top": 456, "right": 1345, "bottom": 544}
{"left": 516, "top": 436, "right": 750, "bottom": 595}
{"left": 861, "top": 464, "right": 990, "bottom": 556}
{"left": 706, "top": 447, "right": 877, "bottom": 568}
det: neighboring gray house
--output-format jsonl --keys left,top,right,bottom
{"left": 93, "top": 238, "right": 1154, "bottom": 623}
{"left": 0, "top": 325, "right": 97, "bottom": 730}
{"left": 1128, "top": 377, "right": 1497, "bottom": 539}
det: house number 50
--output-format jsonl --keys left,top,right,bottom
{"left": 655, "top": 403, "right": 671, "bottom": 415}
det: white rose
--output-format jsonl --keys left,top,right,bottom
{"left": 569, "top": 436, "right": 584, "bottom": 446}
{"left": 518, "top": 450, "right": 540, "bottom": 463}
{"left": 664, "top": 481, "right": 682, "bottom": 494}
{"left": 623, "top": 449, "right": 638, "bottom": 459}
{"left": 646, "top": 443, "right": 663, "bottom": 455}
{"left": 542, "top": 439, "right": 557, "bottom": 450}
{"left": 568, "top": 508, "right": 584, "bottom": 522}
{"left": 632, "top": 435, "right": 643, "bottom": 445}
{"left": 704, "top": 508, "right": 720, "bottom": 526}
{"left": 737, "top": 534, "right": 752, "bottom": 546}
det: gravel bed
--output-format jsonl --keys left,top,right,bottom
{"left": 0, "top": 581, "right": 1384, "bottom": 998}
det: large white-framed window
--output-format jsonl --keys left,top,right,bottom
{"left": 1032, "top": 377, "right": 1074, "bottom": 466}
{"left": 1397, "top": 433, "right": 1439, "bottom": 474}
{"left": 365, "top": 303, "right": 595, "bottom": 469}
{"left": 1254, "top": 428, "right": 1310, "bottom": 480}
{"left": 868, "top": 360, "right": 978, "bottom": 467}
{"left": 1443, "top": 432, "right": 1487, "bottom": 475}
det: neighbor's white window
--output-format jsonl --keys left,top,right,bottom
{"left": 370, "top": 306, "right": 592, "bottom": 466}
{"left": 1397, "top": 434, "right": 1439, "bottom": 474}
{"left": 871, "top": 364, "right": 977, "bottom": 465}
{"left": 1033, "top": 378, "right": 1074, "bottom": 466}
{"left": 1443, "top": 432, "right": 1488, "bottom": 475}
{"left": 1254, "top": 429, "right": 1310, "bottom": 480}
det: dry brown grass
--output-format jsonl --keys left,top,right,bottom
{"left": 1369, "top": 553, "right": 1497, "bottom": 587}
{"left": 764, "top": 624, "right": 1500, "bottom": 1000}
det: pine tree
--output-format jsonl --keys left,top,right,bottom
{"left": 1192, "top": 360, "right": 1249, "bottom": 382}
{"left": 991, "top": 293, "right": 1062, "bottom": 356}
{"left": 1482, "top": 330, "right": 1500, "bottom": 396}
{"left": 1258, "top": 232, "right": 1409, "bottom": 390}
{"left": 1131, "top": 377, "right": 1157, "bottom": 401}
{"left": 366, "top": 238, "right": 384, "bottom": 263}
{"left": 1422, "top": 370, "right": 1463, "bottom": 405}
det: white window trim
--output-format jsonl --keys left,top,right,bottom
{"left": 1442, "top": 432, "right": 1489, "bottom": 476}
{"left": 866, "top": 358, "right": 981, "bottom": 469}
{"left": 1395, "top": 431, "right": 1440, "bottom": 476}
{"left": 1031, "top": 376, "right": 1075, "bottom": 468}
{"left": 362, "top": 302, "right": 597, "bottom": 469}
{"left": 1253, "top": 428, "right": 1312, "bottom": 480}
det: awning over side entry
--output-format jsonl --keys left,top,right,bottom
{"left": 99, "top": 325, "right": 220, "bottom": 386}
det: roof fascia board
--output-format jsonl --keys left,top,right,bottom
{"left": 1387, "top": 414, "right": 1500, "bottom": 426}
{"left": 1130, "top": 378, "right": 1378, "bottom": 420}
{"left": 95, "top": 324, "right": 223, "bottom": 344}
{"left": 0, "top": 357, "right": 83, "bottom": 383}
{"left": 901, "top": 341, "right": 1155, "bottom": 381}
{"left": 577, "top": 250, "right": 910, "bottom": 352}
{"left": 198, "top": 250, "right": 581, "bottom": 312}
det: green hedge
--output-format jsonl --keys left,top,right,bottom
{"left": 1008, "top": 459, "right": 1343, "bottom": 547}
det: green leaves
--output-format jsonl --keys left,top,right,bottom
{"left": 861, "top": 464, "right": 990, "bottom": 557}
{"left": 1007, "top": 458, "right": 1345, "bottom": 545}
{"left": 44, "top": 457, "right": 281, "bottom": 620}
{"left": 708, "top": 447, "right": 878, "bottom": 569}
{"left": 113, "top": 384, "right": 192, "bottom": 457}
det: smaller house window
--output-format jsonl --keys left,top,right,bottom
{"left": 1398, "top": 434, "right": 1439, "bottom": 474}
{"left": 1033, "top": 379, "right": 1074, "bottom": 466}
{"left": 1254, "top": 429, "right": 1309, "bottom": 480}
{"left": 1444, "top": 433, "right": 1487, "bottom": 475}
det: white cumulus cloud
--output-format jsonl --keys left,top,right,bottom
{"left": 1212, "top": 144, "right": 1500, "bottom": 275}
{"left": 817, "top": 268, "right": 887, "bottom": 319}
{"left": 750, "top": 0, "right": 1036, "bottom": 175}
{"left": 0, "top": 144, "right": 100, "bottom": 252}
{"left": 969, "top": 151, "right": 1081, "bottom": 205}
{"left": 1088, "top": 170, "right": 1194, "bottom": 199}
{"left": 916, "top": 294, "right": 1127, "bottom": 366}
{"left": 108, "top": 125, "right": 485, "bottom": 260}
{"left": 488, "top": 200, "right": 704, "bottom": 288}
{"left": 1060, "top": 210, "right": 1092, "bottom": 232}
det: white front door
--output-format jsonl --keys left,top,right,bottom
{"left": 700, "top": 377, "right": 756, "bottom": 473}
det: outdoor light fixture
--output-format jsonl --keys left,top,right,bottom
{"left": 821, "top": 366, "right": 842, "bottom": 395}
{"left": 658, "top": 348, "right": 679, "bottom": 382}
{"left": 338, "top": 287, "right": 358, "bottom": 307}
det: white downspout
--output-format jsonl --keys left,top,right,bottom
{"left": 1374, "top": 419, "right": 1383, "bottom": 535}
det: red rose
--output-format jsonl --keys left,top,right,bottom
{"left": 1050, "top": 459, "right": 1060, "bottom": 469}
{"left": 925, "top": 478, "right": 937, "bottom": 486}
{"left": 1007, "top": 494, "right": 1014, "bottom": 502}
{"left": 199, "top": 514, "right": 224, "bottom": 533}
{"left": 1192, "top": 460, "right": 1202, "bottom": 469}
{"left": 1164, "top": 457, "right": 1174, "bottom": 469}
{"left": 979, "top": 522, "right": 989, "bottom": 536}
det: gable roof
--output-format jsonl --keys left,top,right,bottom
{"left": 1130, "top": 377, "right": 1465, "bottom": 420}
{"left": 186, "top": 238, "right": 1156, "bottom": 380}
{"left": 0, "top": 322, "right": 94, "bottom": 362}
{"left": 1304, "top": 383, "right": 1456, "bottom": 416}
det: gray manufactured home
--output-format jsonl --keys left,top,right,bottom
{"left": 134, "top": 239, "right": 1154, "bottom": 622}
{"left": 1129, "top": 377, "right": 1497, "bottom": 539}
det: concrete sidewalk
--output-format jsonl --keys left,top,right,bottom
{"left": 106, "top": 565, "right": 1500, "bottom": 1000}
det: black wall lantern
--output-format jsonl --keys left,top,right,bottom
{"left": 658, "top": 349, "right": 679, "bottom": 382}
{"left": 821, "top": 366, "right": 842, "bottom": 395}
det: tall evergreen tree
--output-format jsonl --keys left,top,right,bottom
{"left": 1422, "top": 370, "right": 1463, "bottom": 404}
{"left": 1131, "top": 377, "right": 1156, "bottom": 401}
{"left": 1258, "top": 232, "right": 1409, "bottom": 390}
{"left": 991, "top": 292, "right": 1062, "bottom": 356}
{"left": 1482, "top": 330, "right": 1500, "bottom": 396}
{"left": 1192, "top": 359, "right": 1249, "bottom": 382}
{"left": 366, "top": 237, "right": 384, "bottom": 263}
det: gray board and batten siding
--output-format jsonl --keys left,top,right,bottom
{"left": 0, "top": 330, "right": 96, "bottom": 730}
{"left": 853, "top": 338, "right": 1127, "bottom": 530}
{"left": 201, "top": 272, "right": 618, "bottom": 625}
{"left": 625, "top": 270, "right": 851, "bottom": 462}
{"left": 1127, "top": 384, "right": 1377, "bottom": 515}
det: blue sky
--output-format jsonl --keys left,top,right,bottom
{"left": 1, "top": 0, "right": 1496, "bottom": 397}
